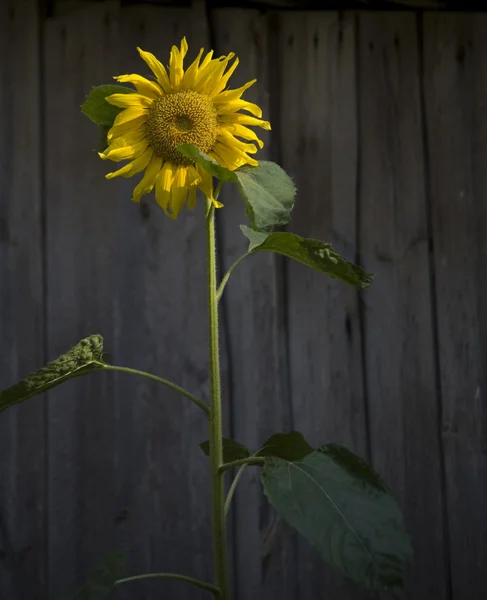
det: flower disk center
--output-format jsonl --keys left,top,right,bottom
{"left": 146, "top": 90, "right": 218, "bottom": 165}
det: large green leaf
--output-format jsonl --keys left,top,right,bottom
{"left": 241, "top": 226, "right": 373, "bottom": 290}
{"left": 261, "top": 444, "right": 412, "bottom": 592}
{"left": 257, "top": 431, "right": 314, "bottom": 461}
{"left": 81, "top": 85, "right": 132, "bottom": 126}
{"left": 178, "top": 144, "right": 296, "bottom": 232}
{"left": 0, "top": 335, "right": 105, "bottom": 413}
{"left": 62, "top": 551, "right": 125, "bottom": 600}
{"left": 199, "top": 438, "right": 250, "bottom": 462}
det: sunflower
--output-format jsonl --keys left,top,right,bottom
{"left": 99, "top": 37, "right": 270, "bottom": 218}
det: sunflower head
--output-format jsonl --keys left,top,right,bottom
{"left": 99, "top": 37, "right": 271, "bottom": 219}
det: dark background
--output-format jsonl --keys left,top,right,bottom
{"left": 1, "top": 0, "right": 487, "bottom": 599}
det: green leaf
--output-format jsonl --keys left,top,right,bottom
{"left": 0, "top": 335, "right": 105, "bottom": 413}
{"left": 62, "top": 551, "right": 125, "bottom": 600}
{"left": 199, "top": 438, "right": 250, "bottom": 462}
{"left": 178, "top": 144, "right": 296, "bottom": 231}
{"left": 261, "top": 444, "right": 412, "bottom": 592}
{"left": 236, "top": 162, "right": 296, "bottom": 232}
{"left": 81, "top": 85, "right": 132, "bottom": 126}
{"left": 257, "top": 431, "right": 314, "bottom": 461}
{"left": 241, "top": 226, "right": 373, "bottom": 290}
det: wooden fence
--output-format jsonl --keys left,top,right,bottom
{"left": 1, "top": 0, "right": 486, "bottom": 598}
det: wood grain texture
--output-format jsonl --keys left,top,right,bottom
{"left": 423, "top": 13, "right": 487, "bottom": 600}
{"left": 358, "top": 12, "right": 449, "bottom": 600}
{"left": 43, "top": 3, "right": 122, "bottom": 598}
{"left": 111, "top": 4, "right": 216, "bottom": 599}
{"left": 210, "top": 9, "right": 297, "bottom": 600}
{"left": 278, "top": 12, "right": 369, "bottom": 599}
{"left": 0, "top": 1, "right": 45, "bottom": 599}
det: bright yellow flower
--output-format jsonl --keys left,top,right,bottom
{"left": 99, "top": 37, "right": 271, "bottom": 218}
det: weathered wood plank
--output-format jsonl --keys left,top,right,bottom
{"left": 358, "top": 12, "right": 449, "bottom": 600}
{"left": 44, "top": 3, "right": 122, "bottom": 598}
{"left": 423, "top": 13, "right": 487, "bottom": 600}
{"left": 279, "top": 12, "right": 369, "bottom": 599}
{"left": 0, "top": 1, "right": 45, "bottom": 599}
{"left": 110, "top": 5, "right": 215, "bottom": 599}
{"left": 211, "top": 9, "right": 297, "bottom": 600}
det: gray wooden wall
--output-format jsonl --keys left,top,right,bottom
{"left": 1, "top": 0, "right": 486, "bottom": 599}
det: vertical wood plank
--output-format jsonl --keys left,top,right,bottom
{"left": 279, "top": 12, "right": 369, "bottom": 600}
{"left": 358, "top": 12, "right": 449, "bottom": 600}
{"left": 111, "top": 5, "right": 215, "bottom": 599}
{"left": 423, "top": 13, "right": 487, "bottom": 600}
{"left": 44, "top": 3, "right": 121, "bottom": 597}
{"left": 0, "top": 1, "right": 45, "bottom": 599}
{"left": 211, "top": 9, "right": 297, "bottom": 600}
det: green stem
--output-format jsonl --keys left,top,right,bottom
{"left": 216, "top": 252, "right": 251, "bottom": 302}
{"left": 224, "top": 464, "right": 247, "bottom": 518}
{"left": 99, "top": 363, "right": 209, "bottom": 416}
{"left": 115, "top": 572, "right": 221, "bottom": 596}
{"left": 219, "top": 457, "right": 266, "bottom": 474}
{"left": 206, "top": 200, "right": 230, "bottom": 599}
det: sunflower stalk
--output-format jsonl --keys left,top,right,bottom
{"left": 206, "top": 195, "right": 231, "bottom": 599}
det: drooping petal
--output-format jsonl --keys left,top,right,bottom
{"left": 170, "top": 186, "right": 188, "bottom": 219}
{"left": 217, "top": 130, "right": 258, "bottom": 154}
{"left": 186, "top": 165, "right": 201, "bottom": 187}
{"left": 99, "top": 138, "right": 149, "bottom": 162}
{"left": 137, "top": 47, "right": 171, "bottom": 92}
{"left": 216, "top": 98, "right": 263, "bottom": 117}
{"left": 114, "top": 74, "right": 162, "bottom": 99}
{"left": 155, "top": 170, "right": 171, "bottom": 213}
{"left": 113, "top": 107, "right": 148, "bottom": 127}
{"left": 158, "top": 161, "right": 175, "bottom": 192}
{"left": 218, "top": 112, "right": 271, "bottom": 130}
{"left": 220, "top": 122, "right": 265, "bottom": 148}
{"left": 105, "top": 148, "right": 153, "bottom": 179}
{"left": 196, "top": 166, "right": 223, "bottom": 208}
{"left": 132, "top": 155, "right": 163, "bottom": 202}
{"left": 187, "top": 186, "right": 197, "bottom": 210}
{"left": 107, "top": 115, "right": 147, "bottom": 141}
{"left": 211, "top": 140, "right": 258, "bottom": 170}
{"left": 105, "top": 93, "right": 153, "bottom": 109}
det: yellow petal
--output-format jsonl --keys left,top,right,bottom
{"left": 137, "top": 47, "right": 171, "bottom": 93}
{"left": 218, "top": 113, "right": 271, "bottom": 130}
{"left": 105, "top": 148, "right": 153, "bottom": 179}
{"left": 218, "top": 130, "right": 258, "bottom": 154}
{"left": 158, "top": 161, "right": 175, "bottom": 192}
{"left": 186, "top": 165, "right": 201, "bottom": 187}
{"left": 132, "top": 155, "right": 163, "bottom": 202}
{"left": 104, "top": 127, "right": 147, "bottom": 151}
{"left": 195, "top": 53, "right": 235, "bottom": 95}
{"left": 155, "top": 171, "right": 171, "bottom": 213}
{"left": 105, "top": 93, "right": 153, "bottom": 109}
{"left": 196, "top": 165, "right": 219, "bottom": 205}
{"left": 169, "top": 37, "right": 188, "bottom": 89}
{"left": 113, "top": 107, "right": 148, "bottom": 127}
{"left": 211, "top": 141, "right": 257, "bottom": 170}
{"left": 188, "top": 186, "right": 197, "bottom": 210}
{"left": 209, "top": 57, "right": 239, "bottom": 98}
{"left": 216, "top": 98, "right": 263, "bottom": 118}
{"left": 99, "top": 138, "right": 148, "bottom": 162}
{"left": 181, "top": 47, "right": 204, "bottom": 90}
{"left": 114, "top": 74, "right": 162, "bottom": 99}
{"left": 220, "top": 123, "right": 264, "bottom": 148}
{"left": 213, "top": 80, "right": 256, "bottom": 104}
{"left": 170, "top": 186, "right": 188, "bottom": 218}
{"left": 107, "top": 115, "right": 147, "bottom": 141}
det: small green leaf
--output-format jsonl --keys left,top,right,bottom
{"left": 241, "top": 226, "right": 373, "bottom": 290}
{"left": 257, "top": 431, "right": 314, "bottom": 461}
{"left": 199, "top": 438, "right": 250, "bottom": 462}
{"left": 81, "top": 85, "right": 132, "bottom": 126}
{"left": 61, "top": 551, "right": 125, "bottom": 600}
{"left": 0, "top": 335, "right": 105, "bottom": 413}
{"left": 261, "top": 444, "right": 413, "bottom": 592}
{"left": 178, "top": 144, "right": 296, "bottom": 231}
